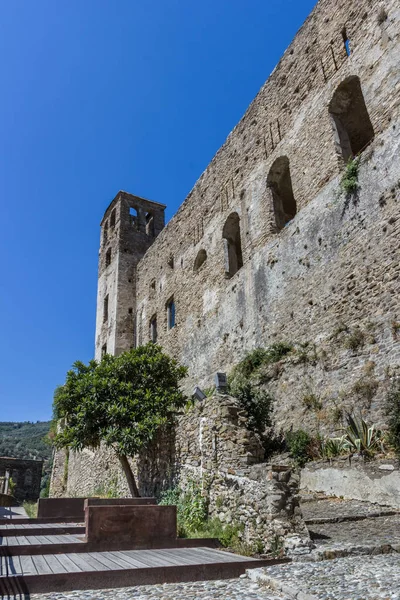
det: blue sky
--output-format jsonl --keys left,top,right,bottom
{"left": 0, "top": 0, "right": 316, "bottom": 422}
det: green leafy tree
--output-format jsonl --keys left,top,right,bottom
{"left": 53, "top": 344, "right": 187, "bottom": 497}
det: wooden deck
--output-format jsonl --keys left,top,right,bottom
{"left": 0, "top": 510, "right": 290, "bottom": 593}
{"left": 0, "top": 522, "right": 82, "bottom": 531}
{"left": 0, "top": 533, "right": 84, "bottom": 547}
{"left": 0, "top": 546, "right": 289, "bottom": 593}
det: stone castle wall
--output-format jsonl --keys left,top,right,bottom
{"left": 133, "top": 0, "right": 399, "bottom": 401}
{"left": 52, "top": 0, "right": 400, "bottom": 543}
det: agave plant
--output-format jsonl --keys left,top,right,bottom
{"left": 322, "top": 436, "right": 348, "bottom": 458}
{"left": 343, "top": 415, "right": 383, "bottom": 456}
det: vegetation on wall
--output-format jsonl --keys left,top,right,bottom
{"left": 228, "top": 343, "right": 292, "bottom": 451}
{"left": 386, "top": 381, "right": 400, "bottom": 459}
{"left": 286, "top": 417, "right": 387, "bottom": 465}
{"left": 159, "top": 480, "right": 258, "bottom": 556}
{"left": 340, "top": 157, "right": 360, "bottom": 196}
{"left": 52, "top": 343, "right": 187, "bottom": 497}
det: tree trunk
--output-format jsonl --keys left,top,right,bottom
{"left": 118, "top": 454, "right": 140, "bottom": 497}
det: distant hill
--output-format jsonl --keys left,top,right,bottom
{"left": 0, "top": 421, "right": 52, "bottom": 497}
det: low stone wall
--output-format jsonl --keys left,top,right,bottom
{"left": 205, "top": 464, "right": 307, "bottom": 553}
{"left": 176, "top": 394, "right": 308, "bottom": 552}
{"left": 301, "top": 458, "right": 400, "bottom": 509}
{"left": 51, "top": 393, "right": 306, "bottom": 550}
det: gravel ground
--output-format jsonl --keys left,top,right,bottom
{"left": 252, "top": 553, "right": 400, "bottom": 600}
{"left": 29, "top": 578, "right": 289, "bottom": 600}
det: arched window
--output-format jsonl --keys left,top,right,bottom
{"left": 129, "top": 207, "right": 138, "bottom": 227}
{"left": 149, "top": 315, "right": 157, "bottom": 342}
{"left": 329, "top": 76, "right": 374, "bottom": 162}
{"left": 267, "top": 156, "right": 297, "bottom": 231}
{"left": 166, "top": 297, "right": 175, "bottom": 330}
{"left": 146, "top": 212, "right": 155, "bottom": 236}
{"left": 194, "top": 249, "right": 207, "bottom": 272}
{"left": 105, "top": 248, "right": 111, "bottom": 267}
{"left": 103, "top": 294, "right": 109, "bottom": 323}
{"left": 222, "top": 213, "right": 243, "bottom": 279}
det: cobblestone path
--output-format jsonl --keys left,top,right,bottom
{"left": 31, "top": 578, "right": 289, "bottom": 600}
{"left": 250, "top": 553, "right": 400, "bottom": 600}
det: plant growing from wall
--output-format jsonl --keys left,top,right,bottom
{"left": 229, "top": 375, "right": 273, "bottom": 436}
{"left": 53, "top": 343, "right": 187, "bottom": 497}
{"left": 343, "top": 327, "right": 365, "bottom": 351}
{"left": 232, "top": 343, "right": 293, "bottom": 379}
{"left": 302, "top": 392, "right": 323, "bottom": 412}
{"left": 227, "top": 342, "right": 292, "bottom": 444}
{"left": 340, "top": 157, "right": 360, "bottom": 196}
{"left": 386, "top": 381, "right": 400, "bottom": 459}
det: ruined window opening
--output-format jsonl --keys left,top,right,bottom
{"left": 110, "top": 209, "right": 116, "bottom": 228}
{"left": 101, "top": 343, "right": 107, "bottom": 357}
{"left": 342, "top": 28, "right": 351, "bottom": 56}
{"left": 145, "top": 212, "right": 155, "bottom": 237}
{"left": 167, "top": 297, "right": 176, "bottom": 330}
{"left": 194, "top": 249, "right": 207, "bottom": 272}
{"left": 105, "top": 248, "right": 111, "bottom": 267}
{"left": 222, "top": 212, "right": 243, "bottom": 279}
{"left": 267, "top": 156, "right": 297, "bottom": 232}
{"left": 103, "top": 220, "right": 108, "bottom": 243}
{"left": 150, "top": 315, "right": 158, "bottom": 342}
{"left": 103, "top": 294, "right": 109, "bottom": 323}
{"left": 129, "top": 206, "right": 138, "bottom": 225}
{"left": 167, "top": 255, "right": 174, "bottom": 269}
{"left": 329, "top": 76, "right": 374, "bottom": 162}
{"left": 128, "top": 307, "right": 133, "bottom": 314}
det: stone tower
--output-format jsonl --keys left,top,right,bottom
{"left": 95, "top": 191, "right": 166, "bottom": 360}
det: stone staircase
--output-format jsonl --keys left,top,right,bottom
{"left": 247, "top": 494, "right": 400, "bottom": 600}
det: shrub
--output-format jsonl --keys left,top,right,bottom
{"left": 351, "top": 378, "right": 379, "bottom": 407}
{"left": 302, "top": 393, "right": 323, "bottom": 412}
{"left": 229, "top": 375, "right": 273, "bottom": 435}
{"left": 159, "top": 479, "right": 208, "bottom": 537}
{"left": 228, "top": 342, "right": 293, "bottom": 440}
{"left": 386, "top": 383, "right": 400, "bottom": 458}
{"left": 340, "top": 157, "right": 360, "bottom": 196}
{"left": 232, "top": 343, "right": 293, "bottom": 379}
{"left": 343, "top": 328, "right": 365, "bottom": 351}
{"left": 285, "top": 429, "right": 312, "bottom": 466}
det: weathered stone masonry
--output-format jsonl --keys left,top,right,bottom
{"left": 52, "top": 0, "right": 400, "bottom": 540}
